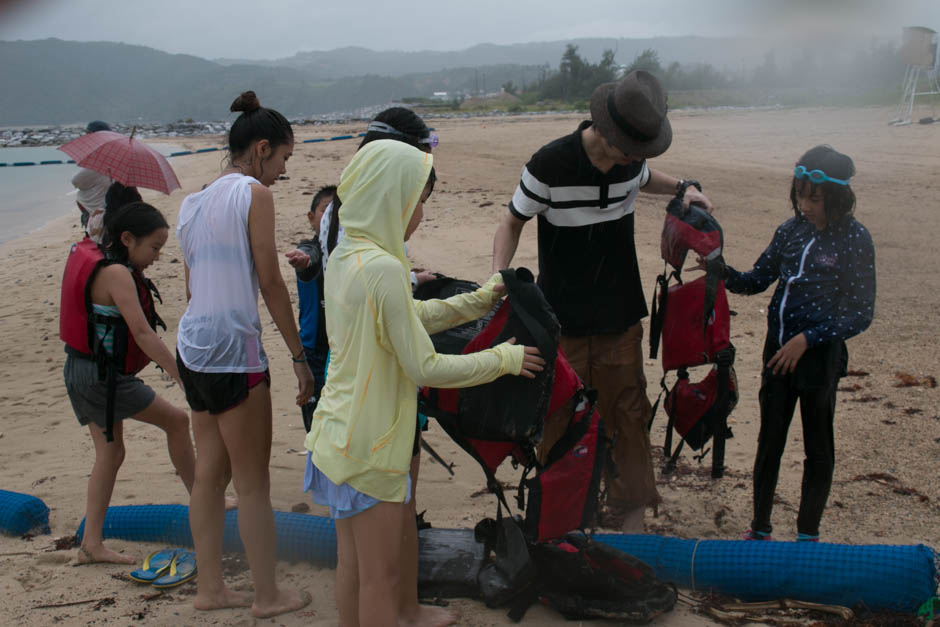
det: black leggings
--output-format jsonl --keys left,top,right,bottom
{"left": 751, "top": 337, "right": 846, "bottom": 537}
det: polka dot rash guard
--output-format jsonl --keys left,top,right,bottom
{"left": 724, "top": 215, "right": 875, "bottom": 348}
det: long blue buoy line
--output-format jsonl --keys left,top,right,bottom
{"left": 0, "top": 127, "right": 437, "bottom": 167}
{"left": 70, "top": 503, "right": 939, "bottom": 613}
{"left": 1, "top": 490, "right": 936, "bottom": 614}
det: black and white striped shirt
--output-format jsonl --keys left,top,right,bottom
{"left": 509, "top": 121, "right": 651, "bottom": 335}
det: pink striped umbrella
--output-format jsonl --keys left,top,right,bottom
{"left": 59, "top": 130, "right": 181, "bottom": 194}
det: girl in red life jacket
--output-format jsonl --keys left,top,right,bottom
{"left": 62, "top": 201, "right": 197, "bottom": 566}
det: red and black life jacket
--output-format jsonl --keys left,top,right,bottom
{"left": 59, "top": 237, "right": 165, "bottom": 441}
{"left": 418, "top": 268, "right": 610, "bottom": 543}
{"left": 648, "top": 191, "right": 736, "bottom": 478}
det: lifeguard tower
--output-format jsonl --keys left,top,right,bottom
{"left": 890, "top": 26, "right": 940, "bottom": 125}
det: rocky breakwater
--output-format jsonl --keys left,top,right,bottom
{"left": 0, "top": 121, "right": 231, "bottom": 148}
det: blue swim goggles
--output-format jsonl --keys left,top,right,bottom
{"left": 793, "top": 165, "right": 850, "bottom": 186}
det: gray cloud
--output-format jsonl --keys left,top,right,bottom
{"left": 1, "top": 0, "right": 937, "bottom": 60}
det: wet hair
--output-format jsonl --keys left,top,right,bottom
{"left": 310, "top": 185, "right": 337, "bottom": 214}
{"left": 102, "top": 201, "right": 169, "bottom": 264}
{"left": 790, "top": 145, "right": 856, "bottom": 226}
{"left": 358, "top": 107, "right": 431, "bottom": 152}
{"left": 86, "top": 120, "right": 111, "bottom": 133}
{"left": 228, "top": 91, "right": 294, "bottom": 159}
{"left": 105, "top": 182, "right": 142, "bottom": 215}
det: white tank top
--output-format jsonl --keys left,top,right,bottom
{"left": 176, "top": 173, "right": 268, "bottom": 373}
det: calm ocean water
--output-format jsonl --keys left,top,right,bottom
{"left": 0, "top": 143, "right": 183, "bottom": 245}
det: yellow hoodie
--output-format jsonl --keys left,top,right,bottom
{"left": 304, "top": 140, "right": 523, "bottom": 502}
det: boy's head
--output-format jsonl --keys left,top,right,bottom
{"left": 790, "top": 145, "right": 856, "bottom": 229}
{"left": 309, "top": 185, "right": 336, "bottom": 233}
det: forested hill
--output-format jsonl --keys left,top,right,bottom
{"left": 214, "top": 36, "right": 765, "bottom": 77}
{"left": 0, "top": 38, "right": 542, "bottom": 125}
{"left": 1, "top": 34, "right": 896, "bottom": 126}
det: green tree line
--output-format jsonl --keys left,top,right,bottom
{"left": 517, "top": 42, "right": 911, "bottom": 106}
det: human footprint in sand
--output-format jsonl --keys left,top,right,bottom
{"left": 60, "top": 201, "right": 197, "bottom": 565}
{"left": 176, "top": 91, "right": 314, "bottom": 618}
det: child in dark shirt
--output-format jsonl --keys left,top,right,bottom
{"left": 286, "top": 185, "right": 334, "bottom": 431}
{"left": 723, "top": 145, "right": 875, "bottom": 542}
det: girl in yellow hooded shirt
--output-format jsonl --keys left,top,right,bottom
{"left": 304, "top": 140, "right": 543, "bottom": 625}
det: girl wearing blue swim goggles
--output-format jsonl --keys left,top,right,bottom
{"left": 790, "top": 146, "right": 856, "bottom": 231}
{"left": 793, "top": 165, "right": 850, "bottom": 186}
{"left": 722, "top": 144, "right": 875, "bottom": 543}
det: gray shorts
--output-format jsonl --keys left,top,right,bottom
{"left": 64, "top": 354, "right": 156, "bottom": 429}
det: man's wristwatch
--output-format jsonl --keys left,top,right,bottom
{"left": 676, "top": 179, "right": 702, "bottom": 198}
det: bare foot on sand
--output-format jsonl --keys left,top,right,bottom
{"left": 75, "top": 544, "right": 136, "bottom": 565}
{"left": 252, "top": 589, "right": 312, "bottom": 619}
{"left": 400, "top": 604, "right": 458, "bottom": 627}
{"left": 621, "top": 506, "right": 646, "bottom": 534}
{"left": 193, "top": 587, "right": 253, "bottom": 611}
{"left": 224, "top": 495, "right": 239, "bottom": 510}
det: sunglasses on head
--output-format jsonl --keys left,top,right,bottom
{"left": 793, "top": 165, "right": 849, "bottom": 186}
{"left": 366, "top": 121, "right": 438, "bottom": 148}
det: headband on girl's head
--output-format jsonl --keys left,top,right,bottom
{"left": 366, "top": 121, "right": 439, "bottom": 148}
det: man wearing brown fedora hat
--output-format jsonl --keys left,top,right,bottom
{"left": 492, "top": 70, "right": 712, "bottom": 533}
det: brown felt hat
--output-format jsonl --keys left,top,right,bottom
{"left": 590, "top": 70, "right": 672, "bottom": 159}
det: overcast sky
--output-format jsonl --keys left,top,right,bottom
{"left": 1, "top": 0, "right": 938, "bottom": 60}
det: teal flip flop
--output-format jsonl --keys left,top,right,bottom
{"left": 128, "top": 548, "right": 181, "bottom": 584}
{"left": 152, "top": 550, "right": 197, "bottom": 589}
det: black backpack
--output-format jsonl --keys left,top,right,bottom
{"left": 416, "top": 269, "right": 609, "bottom": 544}
{"left": 475, "top": 516, "right": 677, "bottom": 622}
{"left": 418, "top": 267, "right": 559, "bottom": 445}
{"left": 413, "top": 274, "right": 498, "bottom": 356}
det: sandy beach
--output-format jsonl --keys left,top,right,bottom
{"left": 0, "top": 106, "right": 937, "bottom": 625}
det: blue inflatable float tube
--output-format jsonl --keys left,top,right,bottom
{"left": 77, "top": 505, "right": 337, "bottom": 567}
{"left": 76, "top": 505, "right": 938, "bottom": 612}
{"left": 0, "top": 489, "right": 51, "bottom": 536}
{"left": 596, "top": 533, "right": 938, "bottom": 613}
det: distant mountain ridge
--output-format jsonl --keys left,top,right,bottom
{"left": 214, "top": 37, "right": 769, "bottom": 78}
{"left": 0, "top": 35, "right": 892, "bottom": 126}
{"left": 3, "top": 38, "right": 565, "bottom": 125}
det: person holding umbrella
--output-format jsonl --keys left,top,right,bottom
{"left": 59, "top": 123, "right": 182, "bottom": 200}
{"left": 70, "top": 120, "right": 112, "bottom": 242}
{"left": 176, "top": 91, "right": 314, "bottom": 618}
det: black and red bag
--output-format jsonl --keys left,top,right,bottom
{"left": 421, "top": 267, "right": 558, "bottom": 445}
{"left": 413, "top": 274, "right": 498, "bottom": 356}
{"left": 648, "top": 186, "right": 737, "bottom": 477}
{"left": 418, "top": 268, "right": 609, "bottom": 542}
{"left": 476, "top": 518, "right": 677, "bottom": 622}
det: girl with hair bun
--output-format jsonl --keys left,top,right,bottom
{"left": 60, "top": 201, "right": 197, "bottom": 566}
{"left": 176, "top": 91, "right": 314, "bottom": 618}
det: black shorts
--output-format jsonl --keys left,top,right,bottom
{"left": 176, "top": 353, "right": 270, "bottom": 415}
